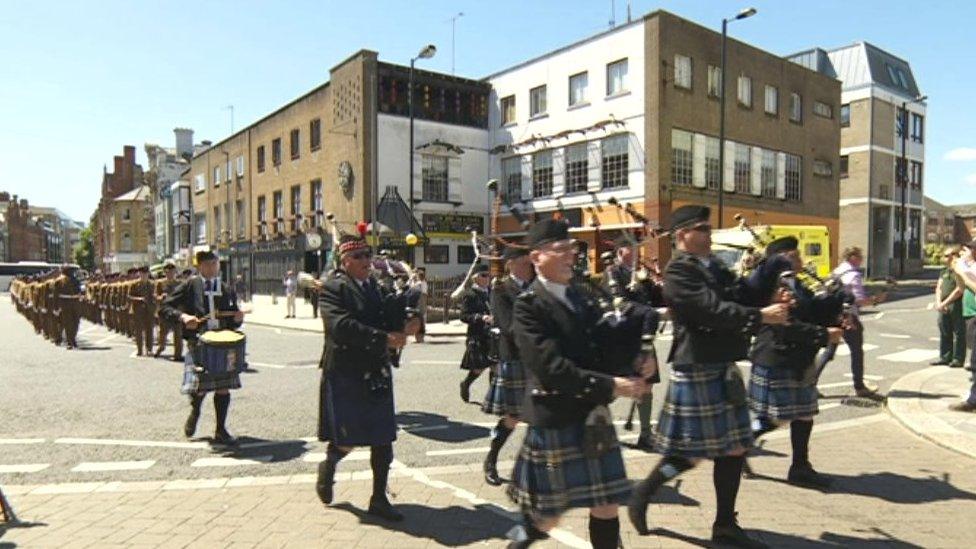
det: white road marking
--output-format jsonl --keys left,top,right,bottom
{"left": 55, "top": 437, "right": 209, "bottom": 450}
{"left": 301, "top": 450, "right": 370, "bottom": 463}
{"left": 845, "top": 373, "right": 883, "bottom": 381}
{"left": 926, "top": 302, "right": 935, "bottom": 310}
{"left": 817, "top": 381, "right": 855, "bottom": 390}
{"left": 94, "top": 334, "right": 118, "bottom": 345}
{"left": 246, "top": 361, "right": 287, "bottom": 369}
{"left": 426, "top": 447, "right": 490, "bottom": 457}
{"left": 929, "top": 337, "right": 941, "bottom": 342}
{"left": 879, "top": 333, "right": 911, "bottom": 339}
{"left": 819, "top": 403, "right": 842, "bottom": 411}
{"left": 835, "top": 343, "right": 879, "bottom": 356}
{"left": 79, "top": 325, "right": 100, "bottom": 335}
{"left": 0, "top": 438, "right": 45, "bottom": 445}
{"left": 0, "top": 463, "right": 50, "bottom": 473}
{"left": 878, "top": 348, "right": 940, "bottom": 363}
{"left": 191, "top": 456, "right": 274, "bottom": 467}
{"left": 408, "top": 360, "right": 460, "bottom": 365}
{"left": 72, "top": 460, "right": 156, "bottom": 472}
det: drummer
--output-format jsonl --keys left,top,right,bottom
{"left": 160, "top": 249, "right": 245, "bottom": 445}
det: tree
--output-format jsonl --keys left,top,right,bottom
{"left": 74, "top": 226, "right": 95, "bottom": 271}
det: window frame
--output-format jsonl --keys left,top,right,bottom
{"left": 601, "top": 133, "right": 629, "bottom": 190}
{"left": 502, "top": 156, "right": 522, "bottom": 200}
{"left": 910, "top": 112, "right": 924, "bottom": 143}
{"left": 789, "top": 92, "right": 802, "bottom": 123}
{"left": 257, "top": 145, "right": 266, "bottom": 173}
{"left": 310, "top": 118, "right": 322, "bottom": 151}
{"left": 707, "top": 65, "right": 722, "bottom": 98}
{"left": 529, "top": 85, "right": 547, "bottom": 118}
{"left": 813, "top": 101, "right": 833, "bottom": 119}
{"left": 840, "top": 104, "right": 851, "bottom": 127}
{"left": 737, "top": 75, "right": 752, "bottom": 108}
{"left": 564, "top": 142, "right": 589, "bottom": 194}
{"left": 290, "top": 128, "right": 301, "bottom": 160}
{"left": 424, "top": 244, "right": 449, "bottom": 264}
{"left": 733, "top": 143, "right": 751, "bottom": 193}
{"left": 290, "top": 184, "right": 302, "bottom": 232}
{"left": 670, "top": 129, "right": 694, "bottom": 187}
{"left": 674, "top": 54, "right": 692, "bottom": 90}
{"left": 839, "top": 155, "right": 849, "bottom": 179}
{"left": 764, "top": 85, "right": 778, "bottom": 115}
{"left": 531, "top": 149, "right": 553, "bottom": 198}
{"left": 606, "top": 58, "right": 629, "bottom": 97}
{"left": 421, "top": 154, "right": 450, "bottom": 203}
{"left": 271, "top": 138, "right": 282, "bottom": 167}
{"left": 500, "top": 95, "right": 516, "bottom": 125}
{"left": 569, "top": 71, "right": 588, "bottom": 107}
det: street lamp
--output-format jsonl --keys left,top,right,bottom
{"left": 898, "top": 94, "right": 927, "bottom": 278}
{"left": 408, "top": 44, "right": 437, "bottom": 262}
{"left": 717, "top": 7, "right": 757, "bottom": 229}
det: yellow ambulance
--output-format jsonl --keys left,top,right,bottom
{"left": 711, "top": 224, "right": 832, "bottom": 279}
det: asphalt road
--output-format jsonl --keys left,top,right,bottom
{"left": 0, "top": 285, "right": 946, "bottom": 486}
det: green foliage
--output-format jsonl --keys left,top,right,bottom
{"left": 924, "top": 243, "right": 948, "bottom": 266}
{"left": 73, "top": 226, "right": 95, "bottom": 271}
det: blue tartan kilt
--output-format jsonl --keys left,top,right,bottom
{"left": 319, "top": 367, "right": 397, "bottom": 447}
{"left": 180, "top": 345, "right": 242, "bottom": 395}
{"left": 506, "top": 422, "right": 631, "bottom": 518}
{"left": 749, "top": 363, "right": 819, "bottom": 421}
{"left": 654, "top": 362, "right": 753, "bottom": 458}
{"left": 482, "top": 360, "right": 526, "bottom": 417}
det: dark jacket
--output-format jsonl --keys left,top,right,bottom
{"left": 160, "top": 276, "right": 241, "bottom": 341}
{"left": 663, "top": 251, "right": 762, "bottom": 365}
{"left": 514, "top": 279, "right": 615, "bottom": 428}
{"left": 749, "top": 280, "right": 831, "bottom": 369}
{"left": 461, "top": 286, "right": 492, "bottom": 341}
{"left": 491, "top": 275, "right": 531, "bottom": 362}
{"left": 601, "top": 262, "right": 665, "bottom": 306}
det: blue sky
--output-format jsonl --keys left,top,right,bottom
{"left": 2, "top": 0, "right": 974, "bottom": 222}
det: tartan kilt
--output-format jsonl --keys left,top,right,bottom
{"left": 180, "top": 344, "right": 242, "bottom": 395}
{"left": 482, "top": 360, "right": 526, "bottom": 417}
{"left": 654, "top": 362, "right": 753, "bottom": 458}
{"left": 749, "top": 363, "right": 819, "bottom": 421}
{"left": 506, "top": 423, "right": 631, "bottom": 518}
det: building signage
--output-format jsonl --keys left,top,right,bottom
{"left": 422, "top": 213, "right": 485, "bottom": 235}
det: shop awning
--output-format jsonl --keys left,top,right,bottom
{"left": 376, "top": 186, "right": 425, "bottom": 238}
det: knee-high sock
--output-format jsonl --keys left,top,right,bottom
{"left": 588, "top": 515, "right": 620, "bottom": 549}
{"left": 213, "top": 393, "right": 230, "bottom": 432}
{"left": 487, "top": 419, "right": 513, "bottom": 459}
{"left": 713, "top": 455, "right": 745, "bottom": 527}
{"left": 317, "top": 443, "right": 348, "bottom": 487}
{"left": 463, "top": 370, "right": 481, "bottom": 385}
{"left": 790, "top": 419, "right": 814, "bottom": 467}
{"left": 636, "top": 455, "right": 695, "bottom": 499}
{"left": 370, "top": 444, "right": 394, "bottom": 499}
{"left": 189, "top": 393, "right": 204, "bottom": 413}
{"left": 637, "top": 394, "right": 653, "bottom": 438}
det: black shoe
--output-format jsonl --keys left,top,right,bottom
{"left": 506, "top": 515, "right": 550, "bottom": 548}
{"left": 787, "top": 463, "right": 832, "bottom": 489}
{"left": 948, "top": 401, "right": 976, "bottom": 413}
{"left": 213, "top": 429, "right": 238, "bottom": 446}
{"left": 367, "top": 496, "right": 403, "bottom": 522}
{"left": 948, "top": 361, "right": 963, "bottom": 368}
{"left": 712, "top": 517, "right": 768, "bottom": 548}
{"left": 460, "top": 380, "right": 471, "bottom": 403}
{"left": 627, "top": 479, "right": 655, "bottom": 535}
{"left": 484, "top": 455, "right": 503, "bottom": 486}
{"left": 930, "top": 359, "right": 949, "bottom": 366}
{"left": 184, "top": 409, "right": 200, "bottom": 438}
{"left": 316, "top": 461, "right": 336, "bottom": 505}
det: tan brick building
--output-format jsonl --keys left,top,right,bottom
{"left": 89, "top": 145, "right": 150, "bottom": 273}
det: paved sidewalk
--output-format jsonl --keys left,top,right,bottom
{"left": 3, "top": 415, "right": 975, "bottom": 548}
{"left": 887, "top": 365, "right": 976, "bottom": 459}
{"left": 242, "top": 294, "right": 467, "bottom": 337}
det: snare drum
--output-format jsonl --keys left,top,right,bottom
{"left": 181, "top": 330, "right": 246, "bottom": 394}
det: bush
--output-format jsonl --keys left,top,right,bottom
{"left": 924, "top": 243, "right": 947, "bottom": 266}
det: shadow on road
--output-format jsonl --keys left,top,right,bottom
{"left": 207, "top": 436, "right": 310, "bottom": 462}
{"left": 330, "top": 501, "right": 511, "bottom": 546}
{"left": 396, "top": 411, "right": 489, "bottom": 443}
{"left": 886, "top": 389, "right": 957, "bottom": 400}
{"left": 748, "top": 469, "right": 976, "bottom": 504}
{"left": 650, "top": 525, "right": 924, "bottom": 547}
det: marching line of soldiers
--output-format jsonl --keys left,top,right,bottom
{"left": 9, "top": 261, "right": 187, "bottom": 360}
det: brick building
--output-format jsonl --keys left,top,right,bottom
{"left": 89, "top": 145, "right": 150, "bottom": 272}
{"left": 0, "top": 194, "right": 47, "bottom": 262}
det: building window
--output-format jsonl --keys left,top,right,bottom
{"left": 121, "top": 232, "right": 132, "bottom": 252}
{"left": 213, "top": 207, "right": 221, "bottom": 241}
{"left": 840, "top": 155, "right": 849, "bottom": 178}
{"left": 840, "top": 104, "right": 851, "bottom": 127}
{"left": 601, "top": 134, "right": 629, "bottom": 189}
{"left": 565, "top": 143, "right": 589, "bottom": 193}
{"left": 785, "top": 154, "right": 802, "bottom": 201}
{"left": 606, "top": 59, "right": 628, "bottom": 96}
{"left": 734, "top": 143, "right": 751, "bottom": 193}
{"left": 257, "top": 196, "right": 267, "bottom": 237}
{"left": 569, "top": 71, "right": 588, "bottom": 106}
{"left": 529, "top": 85, "right": 547, "bottom": 117}
{"left": 457, "top": 245, "right": 475, "bottom": 264}
{"left": 502, "top": 156, "right": 522, "bottom": 200}
{"left": 909, "top": 210, "right": 921, "bottom": 259}
{"left": 500, "top": 95, "right": 516, "bottom": 125}
{"left": 674, "top": 54, "right": 692, "bottom": 89}
{"left": 896, "top": 108, "right": 906, "bottom": 137}
{"left": 236, "top": 155, "right": 245, "bottom": 176}
{"left": 273, "top": 191, "right": 284, "bottom": 234}
{"left": 910, "top": 161, "right": 923, "bottom": 189}
{"left": 257, "top": 146, "right": 266, "bottom": 173}
{"left": 789, "top": 93, "right": 802, "bottom": 123}
{"left": 225, "top": 159, "right": 231, "bottom": 181}
{"left": 761, "top": 149, "right": 777, "bottom": 197}
{"left": 707, "top": 65, "right": 722, "bottom": 98}
{"left": 272, "top": 138, "right": 282, "bottom": 166}
{"left": 310, "top": 118, "right": 322, "bottom": 151}
{"left": 896, "top": 158, "right": 907, "bottom": 187}
{"left": 311, "top": 179, "right": 323, "bottom": 228}
{"left": 424, "top": 245, "right": 449, "bottom": 264}
{"left": 705, "top": 136, "right": 721, "bottom": 190}
{"left": 213, "top": 166, "right": 220, "bottom": 187}
{"left": 911, "top": 113, "right": 924, "bottom": 143}
{"left": 532, "top": 150, "right": 553, "bottom": 198}
{"left": 764, "top": 85, "right": 778, "bottom": 115}
{"left": 737, "top": 75, "right": 751, "bottom": 108}
{"left": 235, "top": 200, "right": 245, "bottom": 238}
{"left": 813, "top": 101, "right": 833, "bottom": 119}
{"left": 195, "top": 217, "right": 206, "bottom": 244}
{"left": 422, "top": 155, "right": 449, "bottom": 202}
{"left": 194, "top": 174, "right": 205, "bottom": 192}
{"left": 813, "top": 159, "right": 833, "bottom": 177}
{"left": 290, "top": 129, "right": 300, "bottom": 160}
{"left": 670, "top": 129, "right": 693, "bottom": 187}
{"left": 122, "top": 208, "right": 131, "bottom": 221}
{"left": 886, "top": 63, "right": 910, "bottom": 90}
{"left": 290, "top": 185, "right": 302, "bottom": 232}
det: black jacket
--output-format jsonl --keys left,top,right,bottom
{"left": 663, "top": 251, "right": 762, "bottom": 365}
{"left": 160, "top": 276, "right": 241, "bottom": 341}
{"left": 461, "top": 286, "right": 491, "bottom": 343}
{"left": 318, "top": 270, "right": 405, "bottom": 376}
{"left": 601, "top": 262, "right": 665, "bottom": 306}
{"left": 514, "top": 279, "right": 615, "bottom": 428}
{"left": 491, "top": 276, "right": 531, "bottom": 362}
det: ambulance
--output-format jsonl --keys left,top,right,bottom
{"left": 711, "top": 224, "right": 832, "bottom": 279}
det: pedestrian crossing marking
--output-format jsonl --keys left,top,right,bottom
{"left": 191, "top": 456, "right": 274, "bottom": 467}
{"left": 55, "top": 437, "right": 209, "bottom": 450}
{"left": 0, "top": 438, "right": 45, "bottom": 445}
{"left": 426, "top": 447, "right": 490, "bottom": 457}
{"left": 879, "top": 333, "right": 911, "bottom": 339}
{"left": 301, "top": 451, "right": 370, "bottom": 463}
{"left": 72, "top": 460, "right": 156, "bottom": 472}
{"left": 878, "top": 349, "right": 940, "bottom": 363}
{"left": 845, "top": 373, "right": 883, "bottom": 381}
{"left": 0, "top": 463, "right": 50, "bottom": 473}
{"left": 836, "top": 343, "right": 880, "bottom": 356}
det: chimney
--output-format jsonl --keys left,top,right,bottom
{"left": 174, "top": 128, "right": 194, "bottom": 159}
{"left": 0, "top": 191, "right": 9, "bottom": 202}
{"left": 123, "top": 145, "right": 136, "bottom": 189}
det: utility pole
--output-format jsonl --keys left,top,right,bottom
{"left": 449, "top": 12, "right": 464, "bottom": 74}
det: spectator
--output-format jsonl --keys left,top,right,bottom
{"left": 410, "top": 267, "right": 428, "bottom": 343}
{"left": 932, "top": 247, "right": 966, "bottom": 367}
{"left": 234, "top": 274, "right": 248, "bottom": 303}
{"left": 283, "top": 270, "right": 297, "bottom": 318}
{"left": 950, "top": 241, "right": 976, "bottom": 412}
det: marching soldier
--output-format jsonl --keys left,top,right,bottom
{"left": 506, "top": 219, "right": 654, "bottom": 549}
{"left": 481, "top": 245, "right": 534, "bottom": 486}
{"left": 458, "top": 263, "right": 494, "bottom": 403}
{"left": 154, "top": 262, "right": 184, "bottom": 361}
{"left": 55, "top": 265, "right": 84, "bottom": 349}
{"left": 627, "top": 205, "right": 789, "bottom": 548}
{"left": 128, "top": 266, "right": 156, "bottom": 357}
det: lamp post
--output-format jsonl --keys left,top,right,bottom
{"left": 408, "top": 44, "right": 437, "bottom": 262}
{"left": 717, "top": 7, "right": 757, "bottom": 229}
{"left": 898, "top": 94, "right": 927, "bottom": 278}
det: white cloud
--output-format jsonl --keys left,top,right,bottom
{"left": 966, "top": 173, "right": 976, "bottom": 186}
{"left": 945, "top": 148, "right": 976, "bottom": 161}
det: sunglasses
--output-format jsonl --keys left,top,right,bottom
{"left": 348, "top": 251, "right": 372, "bottom": 260}
{"left": 688, "top": 223, "right": 712, "bottom": 233}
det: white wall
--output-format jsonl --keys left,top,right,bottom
{"left": 486, "top": 21, "right": 647, "bottom": 217}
